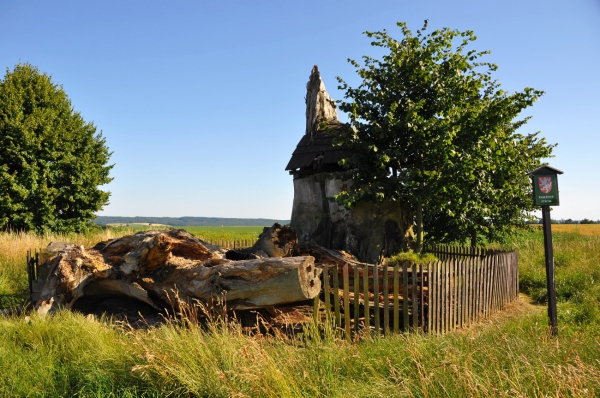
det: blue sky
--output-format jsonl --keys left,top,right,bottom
{"left": 1, "top": 0, "right": 599, "bottom": 220}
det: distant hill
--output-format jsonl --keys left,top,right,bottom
{"left": 94, "top": 216, "right": 290, "bottom": 227}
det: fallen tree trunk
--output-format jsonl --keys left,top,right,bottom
{"left": 35, "top": 229, "right": 321, "bottom": 315}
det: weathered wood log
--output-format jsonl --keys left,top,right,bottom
{"left": 35, "top": 229, "right": 320, "bottom": 315}
{"left": 293, "top": 241, "right": 361, "bottom": 267}
{"left": 226, "top": 223, "right": 297, "bottom": 260}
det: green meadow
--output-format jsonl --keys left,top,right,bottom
{"left": 1, "top": 227, "right": 599, "bottom": 397}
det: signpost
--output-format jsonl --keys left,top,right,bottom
{"left": 529, "top": 165, "right": 563, "bottom": 336}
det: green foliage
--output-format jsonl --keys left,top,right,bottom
{"left": 0, "top": 63, "right": 113, "bottom": 233}
{"left": 387, "top": 251, "right": 438, "bottom": 266}
{"left": 334, "top": 21, "right": 555, "bottom": 247}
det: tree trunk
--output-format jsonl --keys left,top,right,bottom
{"left": 34, "top": 229, "right": 321, "bottom": 315}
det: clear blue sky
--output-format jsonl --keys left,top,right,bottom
{"left": 1, "top": 0, "right": 599, "bottom": 221}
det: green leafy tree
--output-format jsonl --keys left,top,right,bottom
{"left": 334, "top": 21, "right": 554, "bottom": 251}
{"left": 0, "top": 64, "right": 113, "bottom": 233}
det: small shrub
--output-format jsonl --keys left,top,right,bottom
{"left": 387, "top": 252, "right": 438, "bottom": 267}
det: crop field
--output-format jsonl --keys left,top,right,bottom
{"left": 103, "top": 225, "right": 265, "bottom": 243}
{"left": 1, "top": 228, "right": 599, "bottom": 397}
{"left": 535, "top": 223, "right": 600, "bottom": 236}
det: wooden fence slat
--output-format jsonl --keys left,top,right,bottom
{"left": 457, "top": 259, "right": 463, "bottom": 329}
{"left": 451, "top": 259, "right": 456, "bottom": 331}
{"left": 383, "top": 263, "right": 389, "bottom": 335}
{"left": 403, "top": 262, "right": 409, "bottom": 331}
{"left": 373, "top": 265, "right": 380, "bottom": 336}
{"left": 467, "top": 257, "right": 473, "bottom": 325}
{"left": 420, "top": 264, "right": 425, "bottom": 332}
{"left": 440, "top": 261, "right": 446, "bottom": 333}
{"left": 476, "top": 257, "right": 482, "bottom": 321}
{"left": 436, "top": 261, "right": 442, "bottom": 334}
{"left": 446, "top": 260, "right": 451, "bottom": 333}
{"left": 343, "top": 263, "right": 350, "bottom": 339}
{"left": 412, "top": 262, "right": 418, "bottom": 329}
{"left": 354, "top": 264, "right": 360, "bottom": 333}
{"left": 333, "top": 265, "right": 341, "bottom": 327}
{"left": 483, "top": 256, "right": 490, "bottom": 318}
{"left": 429, "top": 262, "right": 436, "bottom": 334}
{"left": 363, "top": 264, "right": 370, "bottom": 333}
{"left": 324, "top": 266, "right": 331, "bottom": 313}
{"left": 393, "top": 263, "right": 400, "bottom": 333}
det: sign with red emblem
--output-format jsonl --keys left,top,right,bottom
{"left": 538, "top": 176, "right": 553, "bottom": 194}
{"left": 533, "top": 174, "right": 559, "bottom": 206}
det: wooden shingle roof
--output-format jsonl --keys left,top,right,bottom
{"left": 285, "top": 123, "right": 348, "bottom": 173}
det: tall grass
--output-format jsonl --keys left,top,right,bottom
{"left": 511, "top": 229, "right": 600, "bottom": 324}
{"left": 1, "top": 228, "right": 599, "bottom": 396}
{"left": 0, "top": 229, "right": 130, "bottom": 308}
{"left": 128, "top": 300, "right": 600, "bottom": 397}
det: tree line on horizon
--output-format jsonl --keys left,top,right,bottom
{"left": 94, "top": 216, "right": 290, "bottom": 227}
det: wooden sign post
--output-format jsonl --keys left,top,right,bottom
{"left": 529, "top": 165, "right": 563, "bottom": 336}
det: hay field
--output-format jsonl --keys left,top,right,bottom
{"left": 533, "top": 223, "right": 600, "bottom": 236}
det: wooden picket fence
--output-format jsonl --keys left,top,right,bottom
{"left": 202, "top": 239, "right": 256, "bottom": 249}
{"left": 312, "top": 248, "right": 519, "bottom": 336}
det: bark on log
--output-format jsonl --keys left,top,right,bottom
{"left": 35, "top": 229, "right": 320, "bottom": 315}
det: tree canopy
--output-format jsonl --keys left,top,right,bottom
{"left": 0, "top": 64, "right": 113, "bottom": 233}
{"left": 333, "top": 21, "right": 555, "bottom": 250}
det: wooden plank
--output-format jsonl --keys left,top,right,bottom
{"left": 343, "top": 263, "right": 350, "bottom": 339}
{"left": 435, "top": 261, "right": 442, "bottom": 334}
{"left": 412, "top": 262, "right": 418, "bottom": 329}
{"left": 333, "top": 264, "right": 341, "bottom": 327}
{"left": 403, "top": 261, "right": 409, "bottom": 331}
{"left": 450, "top": 260, "right": 456, "bottom": 331}
{"left": 393, "top": 263, "right": 400, "bottom": 333}
{"left": 323, "top": 266, "right": 331, "bottom": 313}
{"left": 363, "top": 264, "right": 370, "bottom": 333}
{"left": 354, "top": 264, "right": 360, "bottom": 333}
{"left": 467, "top": 257, "right": 473, "bottom": 325}
{"left": 440, "top": 261, "right": 446, "bottom": 333}
{"left": 420, "top": 264, "right": 425, "bottom": 332}
{"left": 313, "top": 295, "right": 319, "bottom": 323}
{"left": 483, "top": 256, "right": 490, "bottom": 318}
{"left": 445, "top": 260, "right": 451, "bottom": 333}
{"left": 475, "top": 257, "right": 482, "bottom": 321}
{"left": 463, "top": 258, "right": 468, "bottom": 325}
{"left": 383, "top": 263, "right": 389, "bottom": 335}
{"left": 457, "top": 259, "right": 463, "bottom": 329}
{"left": 373, "top": 265, "right": 380, "bottom": 336}
{"left": 428, "top": 263, "right": 435, "bottom": 334}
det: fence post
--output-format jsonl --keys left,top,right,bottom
{"left": 403, "top": 261, "right": 409, "bottom": 331}
{"left": 323, "top": 266, "right": 331, "bottom": 313}
{"left": 373, "top": 265, "right": 380, "bottom": 336}
{"left": 383, "top": 263, "right": 389, "bottom": 335}
{"left": 333, "top": 265, "right": 340, "bottom": 328}
{"left": 363, "top": 264, "right": 370, "bottom": 333}
{"left": 354, "top": 264, "right": 360, "bottom": 333}
{"left": 393, "top": 263, "right": 400, "bottom": 333}
{"left": 343, "top": 263, "right": 350, "bottom": 339}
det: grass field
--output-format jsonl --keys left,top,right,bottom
{"left": 1, "top": 227, "right": 599, "bottom": 397}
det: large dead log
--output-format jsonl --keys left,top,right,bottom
{"left": 35, "top": 229, "right": 320, "bottom": 315}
